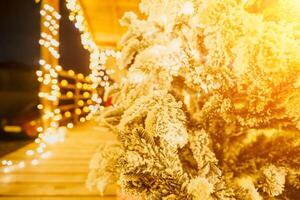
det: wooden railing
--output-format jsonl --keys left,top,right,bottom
{"left": 37, "top": 65, "right": 99, "bottom": 131}
{"left": 56, "top": 70, "right": 96, "bottom": 126}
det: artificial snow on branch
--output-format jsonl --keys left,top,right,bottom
{"left": 87, "top": 0, "right": 300, "bottom": 199}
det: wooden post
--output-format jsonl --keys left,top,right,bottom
{"left": 39, "top": 0, "right": 60, "bottom": 130}
{"left": 74, "top": 77, "right": 80, "bottom": 124}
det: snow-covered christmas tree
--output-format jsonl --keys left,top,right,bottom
{"left": 87, "top": 0, "right": 300, "bottom": 199}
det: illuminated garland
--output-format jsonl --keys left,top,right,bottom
{"left": 1, "top": 3, "right": 63, "bottom": 173}
{"left": 1, "top": 0, "right": 122, "bottom": 173}
{"left": 65, "top": 0, "right": 121, "bottom": 109}
{"left": 1, "top": 2, "right": 92, "bottom": 173}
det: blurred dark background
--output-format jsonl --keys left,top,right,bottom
{"left": 0, "top": 0, "right": 90, "bottom": 154}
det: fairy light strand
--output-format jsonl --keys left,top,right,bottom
{"left": 1, "top": 3, "right": 89, "bottom": 174}
{"left": 65, "top": 0, "right": 121, "bottom": 113}
{"left": 1, "top": 0, "right": 122, "bottom": 174}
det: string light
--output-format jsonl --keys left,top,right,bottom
{"left": 18, "top": 161, "right": 25, "bottom": 169}
{"left": 26, "top": 150, "right": 35, "bottom": 156}
{"left": 1, "top": 0, "right": 118, "bottom": 174}
{"left": 67, "top": 123, "right": 74, "bottom": 129}
{"left": 3, "top": 167, "right": 11, "bottom": 174}
{"left": 31, "top": 159, "right": 39, "bottom": 166}
{"left": 64, "top": 0, "right": 121, "bottom": 112}
{"left": 64, "top": 111, "right": 71, "bottom": 118}
{"left": 0, "top": 3, "right": 62, "bottom": 174}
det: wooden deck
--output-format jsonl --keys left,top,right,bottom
{"left": 0, "top": 121, "right": 118, "bottom": 200}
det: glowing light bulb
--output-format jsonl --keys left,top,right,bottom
{"left": 31, "top": 159, "right": 39, "bottom": 166}
{"left": 83, "top": 92, "right": 90, "bottom": 98}
{"left": 76, "top": 82, "right": 82, "bottom": 88}
{"left": 69, "top": 15, "right": 75, "bottom": 21}
{"left": 37, "top": 104, "right": 43, "bottom": 110}
{"left": 40, "top": 143, "right": 46, "bottom": 148}
{"left": 60, "top": 80, "right": 68, "bottom": 87}
{"left": 41, "top": 152, "right": 51, "bottom": 159}
{"left": 86, "top": 115, "right": 92, "bottom": 120}
{"left": 6, "top": 160, "right": 13, "bottom": 166}
{"left": 26, "top": 150, "right": 35, "bottom": 156}
{"left": 40, "top": 10, "right": 46, "bottom": 16}
{"left": 39, "top": 39, "right": 45, "bottom": 45}
{"left": 83, "top": 106, "right": 89, "bottom": 113}
{"left": 1, "top": 160, "right": 7, "bottom": 165}
{"left": 37, "top": 126, "right": 43, "bottom": 132}
{"left": 80, "top": 117, "right": 86, "bottom": 122}
{"left": 54, "top": 13, "right": 61, "bottom": 20}
{"left": 46, "top": 15, "right": 52, "bottom": 21}
{"left": 64, "top": 111, "right": 71, "bottom": 118}
{"left": 50, "top": 19, "right": 56, "bottom": 25}
{"left": 78, "top": 100, "right": 84, "bottom": 106}
{"left": 44, "top": 21, "right": 50, "bottom": 27}
{"left": 3, "top": 167, "right": 11, "bottom": 173}
{"left": 52, "top": 79, "right": 58, "bottom": 84}
{"left": 44, "top": 64, "right": 51, "bottom": 70}
{"left": 54, "top": 109, "right": 60, "bottom": 114}
{"left": 18, "top": 161, "right": 25, "bottom": 168}
{"left": 35, "top": 138, "right": 41, "bottom": 144}
{"left": 50, "top": 121, "right": 58, "bottom": 128}
{"left": 75, "top": 108, "right": 81, "bottom": 115}
{"left": 36, "top": 70, "right": 43, "bottom": 76}
{"left": 77, "top": 73, "right": 84, "bottom": 79}
{"left": 68, "top": 70, "right": 75, "bottom": 76}
{"left": 39, "top": 59, "right": 46, "bottom": 65}
{"left": 87, "top": 99, "right": 92, "bottom": 105}
{"left": 67, "top": 123, "right": 74, "bottom": 129}
{"left": 66, "top": 91, "right": 73, "bottom": 98}
{"left": 37, "top": 147, "right": 44, "bottom": 154}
